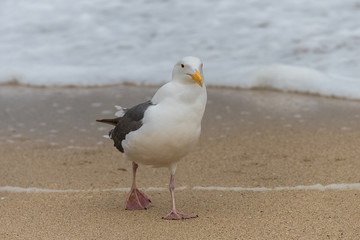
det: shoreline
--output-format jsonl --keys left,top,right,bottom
{"left": 1, "top": 82, "right": 360, "bottom": 102}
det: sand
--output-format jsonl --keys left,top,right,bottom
{"left": 1, "top": 85, "right": 360, "bottom": 239}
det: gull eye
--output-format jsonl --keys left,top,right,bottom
{"left": 181, "top": 64, "right": 185, "bottom": 68}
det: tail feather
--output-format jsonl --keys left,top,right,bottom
{"left": 96, "top": 117, "right": 121, "bottom": 126}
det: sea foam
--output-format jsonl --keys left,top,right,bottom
{"left": 1, "top": 0, "right": 360, "bottom": 99}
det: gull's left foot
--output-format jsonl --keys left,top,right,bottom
{"left": 162, "top": 210, "right": 198, "bottom": 220}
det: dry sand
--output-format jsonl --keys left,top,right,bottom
{"left": 1, "top": 85, "right": 360, "bottom": 239}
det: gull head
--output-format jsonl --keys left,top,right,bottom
{"left": 172, "top": 56, "right": 204, "bottom": 87}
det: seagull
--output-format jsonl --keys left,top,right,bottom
{"left": 97, "top": 56, "right": 207, "bottom": 220}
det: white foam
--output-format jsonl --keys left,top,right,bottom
{"left": 0, "top": 186, "right": 186, "bottom": 193}
{"left": 194, "top": 183, "right": 360, "bottom": 191}
{"left": 1, "top": 1, "right": 360, "bottom": 100}
{"left": 0, "top": 186, "right": 86, "bottom": 193}
{"left": 194, "top": 186, "right": 272, "bottom": 192}
{"left": 173, "top": 186, "right": 188, "bottom": 191}
{"left": 1, "top": 183, "right": 360, "bottom": 193}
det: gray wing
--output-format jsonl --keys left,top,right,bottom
{"left": 110, "top": 100, "right": 154, "bottom": 153}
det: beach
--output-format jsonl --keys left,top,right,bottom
{"left": 1, "top": 85, "right": 360, "bottom": 239}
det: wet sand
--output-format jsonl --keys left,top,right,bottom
{"left": 1, "top": 85, "right": 360, "bottom": 239}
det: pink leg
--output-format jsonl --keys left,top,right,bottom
{"left": 125, "top": 162, "right": 151, "bottom": 210}
{"left": 162, "top": 173, "right": 198, "bottom": 220}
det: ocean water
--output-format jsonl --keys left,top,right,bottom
{"left": 1, "top": 0, "right": 360, "bottom": 99}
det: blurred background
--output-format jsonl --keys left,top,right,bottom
{"left": 1, "top": 0, "right": 360, "bottom": 99}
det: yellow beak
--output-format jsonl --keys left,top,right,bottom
{"left": 187, "top": 70, "right": 203, "bottom": 87}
